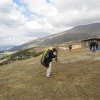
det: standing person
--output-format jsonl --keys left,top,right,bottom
{"left": 44, "top": 48, "right": 57, "bottom": 78}
{"left": 92, "top": 40, "right": 96, "bottom": 52}
{"left": 89, "top": 41, "right": 93, "bottom": 51}
{"left": 96, "top": 41, "right": 98, "bottom": 50}
{"left": 69, "top": 45, "right": 72, "bottom": 51}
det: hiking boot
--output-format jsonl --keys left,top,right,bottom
{"left": 46, "top": 76, "right": 51, "bottom": 78}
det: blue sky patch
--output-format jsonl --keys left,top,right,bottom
{"left": 22, "top": 9, "right": 43, "bottom": 20}
{"left": 13, "top": 0, "right": 22, "bottom": 6}
{"left": 46, "top": 0, "right": 50, "bottom": 3}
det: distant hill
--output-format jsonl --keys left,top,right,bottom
{"left": 7, "top": 23, "right": 100, "bottom": 52}
{"left": 0, "top": 45, "right": 16, "bottom": 52}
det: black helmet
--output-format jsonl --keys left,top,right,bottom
{"left": 52, "top": 48, "right": 57, "bottom": 51}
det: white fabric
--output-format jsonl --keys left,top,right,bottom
{"left": 46, "top": 62, "right": 52, "bottom": 77}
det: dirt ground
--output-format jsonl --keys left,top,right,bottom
{"left": 0, "top": 47, "right": 100, "bottom": 100}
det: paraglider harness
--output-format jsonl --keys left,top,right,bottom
{"left": 40, "top": 48, "right": 58, "bottom": 68}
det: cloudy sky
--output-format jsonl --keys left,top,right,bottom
{"left": 0, "top": 0, "right": 100, "bottom": 46}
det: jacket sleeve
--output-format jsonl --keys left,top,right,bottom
{"left": 49, "top": 50, "right": 56, "bottom": 58}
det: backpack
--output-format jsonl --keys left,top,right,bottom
{"left": 40, "top": 48, "right": 50, "bottom": 67}
{"left": 69, "top": 45, "right": 72, "bottom": 49}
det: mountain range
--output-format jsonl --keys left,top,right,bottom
{"left": 0, "top": 45, "right": 15, "bottom": 52}
{"left": 1, "top": 23, "right": 100, "bottom": 52}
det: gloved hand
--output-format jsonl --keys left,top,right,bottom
{"left": 55, "top": 57, "right": 57, "bottom": 62}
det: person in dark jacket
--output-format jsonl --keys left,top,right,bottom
{"left": 44, "top": 48, "right": 57, "bottom": 78}
{"left": 92, "top": 40, "right": 96, "bottom": 52}
{"left": 69, "top": 45, "right": 72, "bottom": 51}
{"left": 96, "top": 41, "right": 98, "bottom": 50}
{"left": 89, "top": 41, "right": 93, "bottom": 51}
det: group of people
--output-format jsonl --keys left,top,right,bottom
{"left": 89, "top": 40, "right": 99, "bottom": 52}
{"left": 41, "top": 40, "right": 99, "bottom": 78}
{"left": 42, "top": 45, "right": 73, "bottom": 78}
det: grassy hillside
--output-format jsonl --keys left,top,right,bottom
{"left": 0, "top": 47, "right": 42, "bottom": 66}
{"left": 0, "top": 47, "right": 100, "bottom": 100}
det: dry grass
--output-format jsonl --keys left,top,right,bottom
{"left": 0, "top": 47, "right": 100, "bottom": 100}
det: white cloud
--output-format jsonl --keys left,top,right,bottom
{"left": 23, "top": 0, "right": 100, "bottom": 27}
{"left": 0, "top": 0, "right": 100, "bottom": 45}
{"left": 0, "top": 25, "right": 37, "bottom": 45}
{"left": 0, "top": 0, "right": 26, "bottom": 27}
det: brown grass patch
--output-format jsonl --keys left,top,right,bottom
{"left": 0, "top": 48, "right": 100, "bottom": 100}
